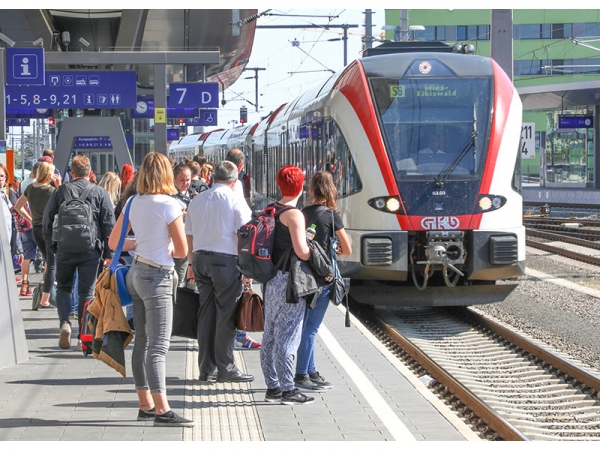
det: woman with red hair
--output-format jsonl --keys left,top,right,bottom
{"left": 260, "top": 165, "right": 314, "bottom": 406}
{"left": 120, "top": 164, "right": 135, "bottom": 190}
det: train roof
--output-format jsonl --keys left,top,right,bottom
{"left": 169, "top": 133, "right": 205, "bottom": 151}
{"left": 359, "top": 51, "right": 493, "bottom": 78}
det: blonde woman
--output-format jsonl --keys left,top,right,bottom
{"left": 109, "top": 152, "right": 194, "bottom": 428}
{"left": 14, "top": 162, "right": 60, "bottom": 309}
{"left": 98, "top": 171, "right": 122, "bottom": 208}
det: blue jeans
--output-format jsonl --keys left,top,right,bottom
{"left": 296, "top": 285, "right": 330, "bottom": 376}
{"left": 71, "top": 269, "right": 79, "bottom": 314}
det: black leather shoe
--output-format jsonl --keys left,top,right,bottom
{"left": 199, "top": 371, "right": 217, "bottom": 382}
{"left": 216, "top": 370, "right": 254, "bottom": 383}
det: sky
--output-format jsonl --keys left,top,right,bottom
{"left": 212, "top": 8, "right": 386, "bottom": 130}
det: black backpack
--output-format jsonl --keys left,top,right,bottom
{"left": 52, "top": 183, "right": 97, "bottom": 253}
{"left": 237, "top": 204, "right": 293, "bottom": 283}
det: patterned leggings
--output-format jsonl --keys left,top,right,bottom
{"left": 259, "top": 271, "right": 306, "bottom": 392}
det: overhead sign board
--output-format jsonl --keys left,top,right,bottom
{"left": 6, "top": 118, "right": 31, "bottom": 127}
{"left": 6, "top": 108, "right": 52, "bottom": 118}
{"left": 5, "top": 71, "right": 137, "bottom": 109}
{"left": 558, "top": 115, "right": 594, "bottom": 129}
{"left": 6, "top": 47, "right": 45, "bottom": 85}
{"left": 168, "top": 83, "right": 219, "bottom": 109}
{"left": 520, "top": 122, "right": 535, "bottom": 159}
{"left": 131, "top": 96, "right": 200, "bottom": 119}
{"left": 185, "top": 110, "right": 218, "bottom": 126}
{"left": 73, "top": 136, "right": 113, "bottom": 149}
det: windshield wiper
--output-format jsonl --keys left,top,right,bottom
{"left": 434, "top": 131, "right": 478, "bottom": 187}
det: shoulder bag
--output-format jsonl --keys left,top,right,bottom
{"left": 172, "top": 286, "right": 200, "bottom": 339}
{"left": 109, "top": 195, "right": 136, "bottom": 307}
{"left": 328, "top": 209, "right": 351, "bottom": 327}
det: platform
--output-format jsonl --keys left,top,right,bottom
{"left": 0, "top": 272, "right": 479, "bottom": 442}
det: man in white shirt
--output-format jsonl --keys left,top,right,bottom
{"left": 185, "top": 160, "right": 254, "bottom": 383}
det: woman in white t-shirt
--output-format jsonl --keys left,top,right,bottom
{"left": 108, "top": 152, "right": 194, "bottom": 428}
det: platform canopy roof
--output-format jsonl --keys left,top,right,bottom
{"left": 0, "top": 9, "right": 258, "bottom": 91}
{"left": 518, "top": 80, "right": 600, "bottom": 111}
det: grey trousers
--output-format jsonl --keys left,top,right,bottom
{"left": 192, "top": 252, "right": 244, "bottom": 375}
{"left": 126, "top": 259, "right": 174, "bottom": 393}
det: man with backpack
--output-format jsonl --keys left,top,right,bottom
{"left": 42, "top": 155, "right": 116, "bottom": 350}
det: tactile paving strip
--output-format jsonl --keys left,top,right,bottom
{"left": 182, "top": 339, "right": 263, "bottom": 441}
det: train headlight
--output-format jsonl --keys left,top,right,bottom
{"left": 386, "top": 197, "right": 401, "bottom": 212}
{"left": 477, "top": 195, "right": 506, "bottom": 212}
{"left": 368, "top": 196, "right": 404, "bottom": 214}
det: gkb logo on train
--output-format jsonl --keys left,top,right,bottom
{"left": 421, "top": 216, "right": 460, "bottom": 230}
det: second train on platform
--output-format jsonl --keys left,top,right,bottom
{"left": 169, "top": 50, "right": 525, "bottom": 306}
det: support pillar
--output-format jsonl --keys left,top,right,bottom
{"left": 0, "top": 205, "right": 29, "bottom": 369}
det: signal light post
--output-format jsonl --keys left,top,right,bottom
{"left": 240, "top": 106, "right": 248, "bottom": 124}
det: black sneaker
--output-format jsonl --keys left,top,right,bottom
{"left": 294, "top": 374, "right": 327, "bottom": 392}
{"left": 281, "top": 388, "right": 314, "bottom": 405}
{"left": 265, "top": 387, "right": 282, "bottom": 403}
{"left": 153, "top": 410, "right": 195, "bottom": 427}
{"left": 309, "top": 372, "right": 334, "bottom": 389}
{"left": 137, "top": 407, "right": 156, "bottom": 421}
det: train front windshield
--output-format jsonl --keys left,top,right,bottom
{"left": 371, "top": 77, "right": 492, "bottom": 179}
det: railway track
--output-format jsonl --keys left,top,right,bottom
{"left": 352, "top": 303, "right": 600, "bottom": 441}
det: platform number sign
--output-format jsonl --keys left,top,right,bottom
{"left": 520, "top": 122, "right": 535, "bottom": 159}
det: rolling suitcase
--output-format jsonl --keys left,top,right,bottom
{"left": 80, "top": 299, "right": 94, "bottom": 356}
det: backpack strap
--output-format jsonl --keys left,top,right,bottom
{"left": 78, "top": 183, "right": 96, "bottom": 203}
{"left": 60, "top": 184, "right": 72, "bottom": 202}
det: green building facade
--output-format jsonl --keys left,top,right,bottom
{"left": 384, "top": 9, "right": 600, "bottom": 187}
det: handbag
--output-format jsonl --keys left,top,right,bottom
{"left": 328, "top": 210, "right": 351, "bottom": 327}
{"left": 172, "top": 286, "right": 200, "bottom": 339}
{"left": 108, "top": 195, "right": 136, "bottom": 307}
{"left": 236, "top": 287, "right": 265, "bottom": 332}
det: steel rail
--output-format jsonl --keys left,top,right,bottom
{"left": 526, "top": 237, "right": 600, "bottom": 266}
{"left": 459, "top": 308, "right": 600, "bottom": 397}
{"left": 526, "top": 228, "right": 600, "bottom": 250}
{"left": 352, "top": 303, "right": 529, "bottom": 441}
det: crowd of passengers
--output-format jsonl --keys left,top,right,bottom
{"left": 2, "top": 148, "right": 351, "bottom": 427}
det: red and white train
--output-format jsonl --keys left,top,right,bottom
{"left": 170, "top": 49, "right": 525, "bottom": 306}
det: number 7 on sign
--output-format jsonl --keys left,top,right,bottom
{"left": 175, "top": 88, "right": 187, "bottom": 105}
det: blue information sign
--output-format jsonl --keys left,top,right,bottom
{"left": 6, "top": 48, "right": 45, "bottom": 85}
{"left": 167, "top": 129, "right": 180, "bottom": 141}
{"left": 5, "top": 71, "right": 137, "bottom": 109}
{"left": 6, "top": 118, "right": 31, "bottom": 127}
{"left": 131, "top": 96, "right": 200, "bottom": 119}
{"left": 6, "top": 108, "right": 52, "bottom": 118}
{"left": 168, "top": 83, "right": 219, "bottom": 109}
{"left": 558, "top": 115, "right": 594, "bottom": 129}
{"left": 73, "top": 136, "right": 113, "bottom": 149}
{"left": 185, "top": 110, "right": 218, "bottom": 126}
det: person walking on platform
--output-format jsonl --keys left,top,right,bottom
{"left": 42, "top": 155, "right": 115, "bottom": 350}
{"left": 14, "top": 161, "right": 59, "bottom": 308}
{"left": 109, "top": 152, "right": 194, "bottom": 427}
{"left": 260, "top": 165, "right": 314, "bottom": 405}
{"left": 295, "top": 171, "right": 352, "bottom": 392}
{"left": 185, "top": 160, "right": 254, "bottom": 383}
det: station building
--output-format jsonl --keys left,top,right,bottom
{"left": 384, "top": 9, "right": 600, "bottom": 203}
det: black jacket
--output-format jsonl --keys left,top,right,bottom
{"left": 42, "top": 178, "right": 116, "bottom": 259}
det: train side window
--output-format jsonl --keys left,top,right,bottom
{"left": 325, "top": 119, "right": 362, "bottom": 197}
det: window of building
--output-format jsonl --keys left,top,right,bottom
{"left": 580, "top": 22, "right": 600, "bottom": 37}
{"left": 421, "top": 26, "right": 445, "bottom": 41}
{"left": 456, "top": 25, "right": 489, "bottom": 41}
{"left": 519, "top": 23, "right": 551, "bottom": 39}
